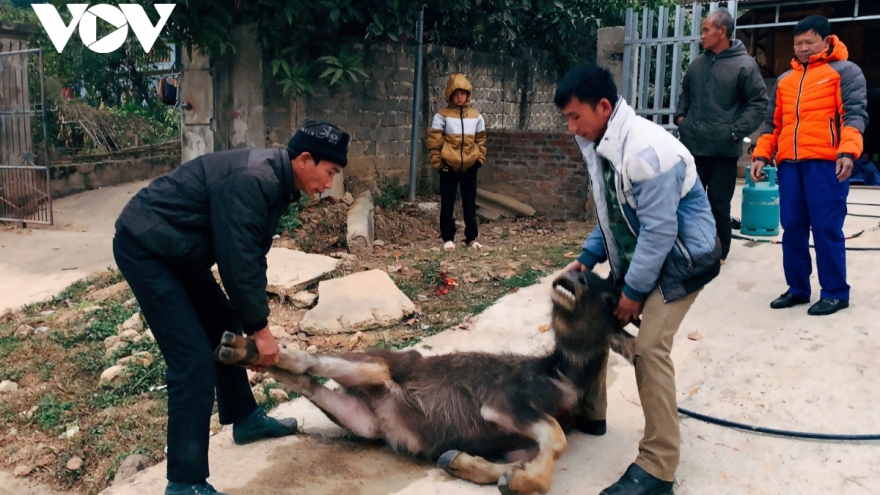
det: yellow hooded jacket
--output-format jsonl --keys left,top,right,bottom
{"left": 427, "top": 73, "right": 487, "bottom": 172}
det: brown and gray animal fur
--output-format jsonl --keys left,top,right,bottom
{"left": 216, "top": 270, "right": 635, "bottom": 494}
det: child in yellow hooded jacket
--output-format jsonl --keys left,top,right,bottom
{"left": 427, "top": 73, "right": 487, "bottom": 250}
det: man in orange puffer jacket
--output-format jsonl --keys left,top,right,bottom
{"left": 751, "top": 15, "right": 868, "bottom": 316}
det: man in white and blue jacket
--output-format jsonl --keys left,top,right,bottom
{"left": 555, "top": 64, "right": 721, "bottom": 495}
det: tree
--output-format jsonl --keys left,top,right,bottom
{"left": 163, "top": 0, "right": 677, "bottom": 93}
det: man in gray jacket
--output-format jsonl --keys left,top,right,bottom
{"left": 674, "top": 7, "right": 768, "bottom": 263}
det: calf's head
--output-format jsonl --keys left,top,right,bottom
{"left": 550, "top": 270, "right": 635, "bottom": 364}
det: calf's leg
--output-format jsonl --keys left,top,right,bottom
{"left": 215, "top": 333, "right": 383, "bottom": 439}
{"left": 498, "top": 415, "right": 567, "bottom": 495}
{"left": 270, "top": 368, "right": 383, "bottom": 439}
{"left": 439, "top": 406, "right": 565, "bottom": 494}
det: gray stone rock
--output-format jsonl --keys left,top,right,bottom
{"left": 32, "top": 326, "right": 49, "bottom": 339}
{"left": 269, "top": 389, "right": 289, "bottom": 403}
{"left": 65, "top": 456, "right": 83, "bottom": 471}
{"left": 105, "top": 342, "right": 126, "bottom": 359}
{"left": 0, "top": 380, "right": 19, "bottom": 394}
{"left": 342, "top": 191, "right": 355, "bottom": 205}
{"left": 121, "top": 312, "right": 143, "bottom": 332}
{"left": 14, "top": 324, "right": 33, "bottom": 339}
{"left": 87, "top": 281, "right": 130, "bottom": 302}
{"left": 301, "top": 269, "right": 416, "bottom": 335}
{"left": 112, "top": 454, "right": 153, "bottom": 485}
{"left": 265, "top": 248, "right": 339, "bottom": 298}
{"left": 99, "top": 365, "right": 130, "bottom": 387}
{"left": 251, "top": 386, "right": 267, "bottom": 404}
{"left": 346, "top": 191, "right": 375, "bottom": 254}
{"left": 290, "top": 291, "right": 317, "bottom": 309}
{"left": 116, "top": 352, "right": 153, "bottom": 368}
{"left": 104, "top": 335, "right": 123, "bottom": 349}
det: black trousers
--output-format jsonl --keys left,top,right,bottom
{"left": 694, "top": 155, "right": 739, "bottom": 259}
{"left": 112, "top": 229, "right": 257, "bottom": 484}
{"left": 439, "top": 165, "right": 479, "bottom": 244}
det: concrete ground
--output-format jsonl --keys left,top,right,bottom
{"left": 2, "top": 182, "right": 879, "bottom": 494}
{"left": 0, "top": 181, "right": 149, "bottom": 313}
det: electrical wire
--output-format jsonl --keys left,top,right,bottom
{"left": 678, "top": 407, "right": 880, "bottom": 441}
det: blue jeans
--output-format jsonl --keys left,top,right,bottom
{"left": 777, "top": 159, "right": 849, "bottom": 300}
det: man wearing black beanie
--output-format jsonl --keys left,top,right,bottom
{"left": 112, "top": 119, "right": 349, "bottom": 495}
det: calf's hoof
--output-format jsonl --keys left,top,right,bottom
{"left": 498, "top": 472, "right": 518, "bottom": 495}
{"left": 437, "top": 450, "right": 460, "bottom": 470}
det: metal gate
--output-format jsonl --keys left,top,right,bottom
{"left": 622, "top": 1, "right": 739, "bottom": 132}
{"left": 0, "top": 47, "right": 52, "bottom": 225}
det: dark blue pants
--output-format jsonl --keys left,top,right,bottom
{"left": 113, "top": 228, "right": 257, "bottom": 484}
{"left": 777, "top": 160, "right": 849, "bottom": 300}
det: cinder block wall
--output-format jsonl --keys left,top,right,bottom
{"left": 481, "top": 132, "right": 591, "bottom": 221}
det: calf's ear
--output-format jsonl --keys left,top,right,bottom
{"left": 609, "top": 328, "right": 636, "bottom": 365}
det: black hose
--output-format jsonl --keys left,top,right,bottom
{"left": 678, "top": 407, "right": 880, "bottom": 441}
{"left": 847, "top": 202, "right": 880, "bottom": 207}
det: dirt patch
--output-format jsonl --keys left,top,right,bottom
{"left": 229, "top": 436, "right": 431, "bottom": 495}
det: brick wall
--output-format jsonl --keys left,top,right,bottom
{"left": 482, "top": 131, "right": 592, "bottom": 221}
{"left": 222, "top": 36, "right": 569, "bottom": 184}
{"left": 200, "top": 31, "right": 594, "bottom": 219}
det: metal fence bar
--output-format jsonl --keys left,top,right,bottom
{"left": 637, "top": 7, "right": 651, "bottom": 110}
{"left": 652, "top": 6, "right": 669, "bottom": 124}
{"left": 622, "top": 8, "right": 636, "bottom": 103}
{"left": 690, "top": 3, "right": 702, "bottom": 65}
{"left": 669, "top": 5, "right": 685, "bottom": 124}
{"left": 0, "top": 49, "right": 52, "bottom": 225}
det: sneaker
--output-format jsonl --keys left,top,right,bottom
{"left": 466, "top": 240, "right": 483, "bottom": 250}
{"left": 232, "top": 408, "right": 298, "bottom": 445}
{"left": 443, "top": 241, "right": 455, "bottom": 251}
{"left": 165, "top": 481, "right": 225, "bottom": 495}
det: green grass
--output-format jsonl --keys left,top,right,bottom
{"left": 505, "top": 267, "right": 543, "bottom": 289}
{"left": 35, "top": 393, "right": 74, "bottom": 433}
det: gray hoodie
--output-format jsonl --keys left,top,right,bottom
{"left": 674, "top": 39, "right": 768, "bottom": 157}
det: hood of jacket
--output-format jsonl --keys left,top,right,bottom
{"left": 444, "top": 73, "right": 473, "bottom": 107}
{"left": 791, "top": 34, "right": 848, "bottom": 70}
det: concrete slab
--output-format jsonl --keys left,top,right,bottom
{"left": 0, "top": 180, "right": 149, "bottom": 312}
{"left": 264, "top": 248, "right": 339, "bottom": 298}
{"left": 300, "top": 269, "right": 416, "bottom": 335}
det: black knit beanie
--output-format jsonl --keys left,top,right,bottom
{"left": 286, "top": 119, "right": 350, "bottom": 167}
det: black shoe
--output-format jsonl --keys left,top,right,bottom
{"left": 807, "top": 298, "right": 849, "bottom": 316}
{"left": 572, "top": 417, "right": 607, "bottom": 436}
{"left": 232, "top": 408, "right": 298, "bottom": 445}
{"left": 165, "top": 481, "right": 226, "bottom": 495}
{"left": 599, "top": 464, "right": 674, "bottom": 495}
{"left": 770, "top": 291, "right": 810, "bottom": 309}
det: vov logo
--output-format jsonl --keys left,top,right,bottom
{"left": 32, "top": 4, "right": 175, "bottom": 54}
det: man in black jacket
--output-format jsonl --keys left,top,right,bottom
{"left": 113, "top": 119, "right": 349, "bottom": 495}
{"left": 674, "top": 7, "right": 768, "bottom": 264}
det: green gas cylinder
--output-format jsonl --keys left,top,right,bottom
{"left": 741, "top": 165, "right": 779, "bottom": 236}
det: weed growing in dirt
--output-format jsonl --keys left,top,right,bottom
{"left": 34, "top": 393, "right": 74, "bottom": 433}
{"left": 276, "top": 195, "right": 310, "bottom": 235}
{"left": 376, "top": 171, "right": 407, "bottom": 210}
